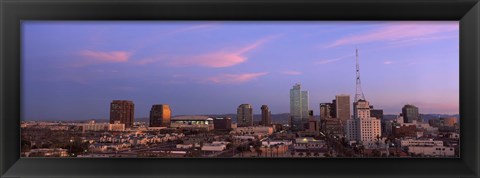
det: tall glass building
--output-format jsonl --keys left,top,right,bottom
{"left": 289, "top": 83, "right": 309, "bottom": 130}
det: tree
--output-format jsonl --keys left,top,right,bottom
{"left": 274, "top": 145, "right": 279, "bottom": 157}
{"left": 255, "top": 148, "right": 263, "bottom": 157}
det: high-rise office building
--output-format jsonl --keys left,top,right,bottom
{"left": 237, "top": 104, "right": 253, "bottom": 127}
{"left": 370, "top": 106, "right": 384, "bottom": 120}
{"left": 261, "top": 105, "right": 272, "bottom": 126}
{"left": 109, "top": 100, "right": 134, "bottom": 128}
{"left": 319, "top": 103, "right": 334, "bottom": 120}
{"left": 346, "top": 99, "right": 381, "bottom": 147}
{"left": 354, "top": 99, "right": 371, "bottom": 120}
{"left": 307, "top": 110, "right": 319, "bottom": 132}
{"left": 149, "top": 104, "right": 171, "bottom": 127}
{"left": 335, "top": 94, "right": 351, "bottom": 120}
{"left": 345, "top": 49, "right": 381, "bottom": 147}
{"left": 290, "top": 83, "right": 309, "bottom": 130}
{"left": 402, "top": 104, "right": 420, "bottom": 123}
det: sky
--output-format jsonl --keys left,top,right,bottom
{"left": 21, "top": 21, "right": 459, "bottom": 120}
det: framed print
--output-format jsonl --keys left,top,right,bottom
{"left": 1, "top": 0, "right": 479, "bottom": 177}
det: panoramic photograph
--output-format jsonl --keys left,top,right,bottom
{"left": 21, "top": 21, "right": 459, "bottom": 158}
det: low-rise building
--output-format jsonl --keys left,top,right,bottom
{"left": 26, "top": 148, "right": 69, "bottom": 157}
{"left": 109, "top": 123, "right": 125, "bottom": 131}
{"left": 231, "top": 126, "right": 273, "bottom": 137}
{"left": 400, "top": 139, "right": 444, "bottom": 147}
{"left": 82, "top": 121, "right": 109, "bottom": 132}
{"left": 201, "top": 143, "right": 227, "bottom": 152}
{"left": 407, "top": 146, "right": 455, "bottom": 157}
{"left": 170, "top": 116, "right": 214, "bottom": 131}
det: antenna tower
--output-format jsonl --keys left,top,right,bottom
{"left": 355, "top": 48, "right": 366, "bottom": 102}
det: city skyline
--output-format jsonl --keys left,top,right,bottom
{"left": 22, "top": 21, "right": 459, "bottom": 120}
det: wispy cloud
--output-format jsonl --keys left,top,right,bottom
{"left": 133, "top": 23, "right": 217, "bottom": 51}
{"left": 314, "top": 54, "right": 354, "bottom": 65}
{"left": 170, "top": 35, "right": 279, "bottom": 68}
{"left": 383, "top": 61, "right": 393, "bottom": 65}
{"left": 205, "top": 72, "right": 269, "bottom": 84}
{"left": 324, "top": 22, "right": 458, "bottom": 48}
{"left": 171, "top": 23, "right": 217, "bottom": 34}
{"left": 282, "top": 70, "right": 302, "bottom": 75}
{"left": 80, "top": 50, "right": 131, "bottom": 62}
{"left": 74, "top": 50, "right": 132, "bottom": 67}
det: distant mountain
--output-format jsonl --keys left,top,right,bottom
{"left": 382, "top": 114, "right": 460, "bottom": 122}
{"left": 420, "top": 114, "right": 460, "bottom": 122}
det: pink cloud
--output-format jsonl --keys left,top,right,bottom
{"left": 282, "top": 70, "right": 302, "bottom": 75}
{"left": 170, "top": 35, "right": 279, "bottom": 68}
{"left": 73, "top": 50, "right": 132, "bottom": 67}
{"left": 79, "top": 50, "right": 131, "bottom": 62}
{"left": 314, "top": 54, "right": 354, "bottom": 65}
{"left": 325, "top": 22, "right": 458, "bottom": 48}
{"left": 171, "top": 23, "right": 217, "bottom": 34}
{"left": 173, "top": 52, "right": 247, "bottom": 68}
{"left": 206, "top": 72, "right": 269, "bottom": 84}
{"left": 383, "top": 61, "right": 393, "bottom": 65}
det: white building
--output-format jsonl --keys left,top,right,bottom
{"left": 176, "top": 144, "right": 194, "bottom": 149}
{"left": 201, "top": 143, "right": 227, "bottom": 152}
{"left": 170, "top": 116, "right": 214, "bottom": 131}
{"left": 82, "top": 121, "right": 109, "bottom": 132}
{"left": 345, "top": 100, "right": 382, "bottom": 147}
{"left": 400, "top": 139, "right": 444, "bottom": 147}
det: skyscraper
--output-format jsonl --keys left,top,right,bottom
{"left": 346, "top": 100, "right": 381, "bottom": 147}
{"left": 237, "top": 104, "right": 253, "bottom": 127}
{"left": 290, "top": 83, "right": 309, "bottom": 130}
{"left": 307, "top": 110, "right": 319, "bottom": 132}
{"left": 261, "top": 105, "right": 272, "bottom": 126}
{"left": 354, "top": 99, "right": 371, "bottom": 120}
{"left": 149, "top": 104, "right": 171, "bottom": 127}
{"left": 319, "top": 103, "right": 334, "bottom": 120}
{"left": 370, "top": 106, "right": 384, "bottom": 120}
{"left": 335, "top": 94, "right": 351, "bottom": 120}
{"left": 345, "top": 49, "right": 381, "bottom": 147}
{"left": 109, "top": 100, "right": 134, "bottom": 128}
{"left": 402, "top": 104, "right": 420, "bottom": 123}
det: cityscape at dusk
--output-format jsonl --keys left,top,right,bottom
{"left": 22, "top": 21, "right": 458, "bottom": 120}
{"left": 21, "top": 21, "right": 459, "bottom": 158}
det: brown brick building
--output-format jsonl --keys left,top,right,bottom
{"left": 150, "top": 104, "right": 171, "bottom": 127}
{"left": 110, "top": 100, "right": 134, "bottom": 128}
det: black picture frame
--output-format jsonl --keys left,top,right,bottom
{"left": 1, "top": 0, "right": 479, "bottom": 177}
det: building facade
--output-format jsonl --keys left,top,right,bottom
{"left": 237, "top": 104, "right": 253, "bottom": 127}
{"left": 335, "top": 95, "right": 351, "bottom": 121}
{"left": 213, "top": 117, "right": 232, "bottom": 130}
{"left": 261, "top": 105, "right": 272, "bottom": 126}
{"left": 149, "top": 104, "right": 171, "bottom": 127}
{"left": 109, "top": 100, "right": 134, "bottom": 128}
{"left": 290, "top": 83, "right": 309, "bottom": 130}
{"left": 345, "top": 99, "right": 382, "bottom": 147}
{"left": 402, "top": 104, "right": 420, "bottom": 123}
{"left": 319, "top": 103, "right": 334, "bottom": 120}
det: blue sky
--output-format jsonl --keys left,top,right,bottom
{"left": 22, "top": 21, "right": 459, "bottom": 120}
